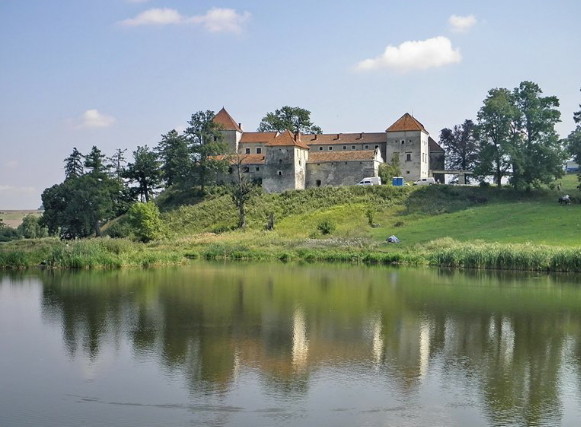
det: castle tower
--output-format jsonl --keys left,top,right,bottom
{"left": 263, "top": 131, "right": 309, "bottom": 193}
{"left": 213, "top": 107, "right": 243, "bottom": 153}
{"left": 385, "top": 113, "right": 430, "bottom": 182}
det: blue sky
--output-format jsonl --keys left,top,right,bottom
{"left": 1, "top": 0, "right": 580, "bottom": 209}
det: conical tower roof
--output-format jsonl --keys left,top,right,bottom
{"left": 213, "top": 107, "right": 242, "bottom": 132}
{"left": 386, "top": 113, "right": 426, "bottom": 132}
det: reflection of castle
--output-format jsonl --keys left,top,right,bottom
{"left": 213, "top": 108, "right": 445, "bottom": 192}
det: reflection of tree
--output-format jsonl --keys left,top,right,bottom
{"left": 35, "top": 264, "right": 581, "bottom": 425}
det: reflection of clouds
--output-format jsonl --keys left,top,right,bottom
{"left": 488, "top": 316, "right": 515, "bottom": 367}
{"left": 292, "top": 307, "right": 308, "bottom": 372}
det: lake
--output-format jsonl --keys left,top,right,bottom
{"left": 2, "top": 262, "right": 581, "bottom": 426}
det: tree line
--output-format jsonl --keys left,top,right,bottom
{"left": 440, "top": 81, "right": 578, "bottom": 189}
{"left": 38, "top": 106, "right": 321, "bottom": 240}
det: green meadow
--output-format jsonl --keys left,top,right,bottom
{"left": 1, "top": 175, "right": 580, "bottom": 271}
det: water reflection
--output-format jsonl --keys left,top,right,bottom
{"left": 4, "top": 264, "right": 581, "bottom": 425}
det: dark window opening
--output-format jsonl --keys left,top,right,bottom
{"left": 278, "top": 171, "right": 282, "bottom": 176}
{"left": 256, "top": 147, "right": 262, "bottom": 154}
{"left": 242, "top": 166, "right": 249, "bottom": 173}
{"left": 316, "top": 180, "right": 322, "bottom": 187}
{"left": 245, "top": 148, "right": 250, "bottom": 154}
{"left": 328, "top": 146, "right": 333, "bottom": 150}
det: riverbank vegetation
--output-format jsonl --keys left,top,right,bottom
{"left": 2, "top": 175, "right": 580, "bottom": 271}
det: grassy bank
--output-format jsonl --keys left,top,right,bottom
{"left": 2, "top": 176, "right": 580, "bottom": 272}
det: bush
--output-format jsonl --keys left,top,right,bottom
{"left": 127, "top": 202, "right": 164, "bottom": 242}
{"left": 317, "top": 219, "right": 336, "bottom": 235}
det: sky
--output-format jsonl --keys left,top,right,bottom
{"left": 1, "top": 0, "right": 580, "bottom": 209}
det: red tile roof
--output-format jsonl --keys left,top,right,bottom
{"left": 240, "top": 132, "right": 278, "bottom": 144}
{"left": 265, "top": 130, "right": 310, "bottom": 150}
{"left": 213, "top": 107, "right": 242, "bottom": 132}
{"left": 308, "top": 150, "right": 379, "bottom": 163}
{"left": 301, "top": 132, "right": 386, "bottom": 145}
{"left": 213, "top": 154, "right": 265, "bottom": 165}
{"left": 386, "top": 113, "right": 426, "bottom": 132}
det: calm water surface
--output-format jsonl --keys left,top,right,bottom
{"left": 2, "top": 263, "right": 581, "bottom": 426}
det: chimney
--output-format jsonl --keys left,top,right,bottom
{"left": 358, "top": 132, "right": 363, "bottom": 140}
{"left": 238, "top": 123, "right": 243, "bottom": 131}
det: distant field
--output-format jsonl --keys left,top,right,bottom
{"left": 0, "top": 210, "right": 42, "bottom": 228}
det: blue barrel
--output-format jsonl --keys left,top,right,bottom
{"left": 392, "top": 177, "right": 404, "bottom": 186}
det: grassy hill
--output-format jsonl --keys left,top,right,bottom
{"left": 2, "top": 175, "right": 580, "bottom": 271}
{"left": 160, "top": 174, "right": 580, "bottom": 248}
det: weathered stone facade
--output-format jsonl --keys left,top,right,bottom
{"left": 212, "top": 108, "right": 443, "bottom": 192}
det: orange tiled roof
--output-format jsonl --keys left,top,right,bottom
{"left": 429, "top": 136, "right": 444, "bottom": 152}
{"left": 265, "top": 130, "right": 310, "bottom": 150}
{"left": 307, "top": 150, "right": 379, "bottom": 163}
{"left": 240, "top": 132, "right": 278, "bottom": 144}
{"left": 301, "top": 132, "right": 386, "bottom": 145}
{"left": 213, "top": 154, "right": 265, "bottom": 165}
{"left": 213, "top": 107, "right": 242, "bottom": 132}
{"left": 386, "top": 113, "right": 426, "bottom": 132}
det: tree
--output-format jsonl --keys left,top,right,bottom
{"left": 127, "top": 202, "right": 163, "bottom": 242}
{"left": 109, "top": 148, "right": 127, "bottom": 182}
{"left": 511, "top": 81, "right": 564, "bottom": 189}
{"left": 440, "top": 119, "right": 479, "bottom": 182}
{"left": 64, "top": 147, "right": 84, "bottom": 179}
{"left": 227, "top": 155, "right": 260, "bottom": 229}
{"left": 257, "top": 106, "right": 322, "bottom": 134}
{"left": 42, "top": 147, "right": 129, "bottom": 239}
{"left": 156, "top": 130, "right": 192, "bottom": 187}
{"left": 184, "top": 110, "right": 228, "bottom": 193}
{"left": 378, "top": 152, "right": 401, "bottom": 184}
{"left": 574, "top": 88, "right": 581, "bottom": 124}
{"left": 474, "top": 88, "right": 519, "bottom": 187}
{"left": 123, "top": 145, "right": 162, "bottom": 203}
{"left": 17, "top": 214, "right": 48, "bottom": 239}
{"left": 84, "top": 145, "right": 109, "bottom": 177}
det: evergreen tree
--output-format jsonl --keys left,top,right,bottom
{"left": 123, "top": 145, "right": 162, "bottom": 202}
{"left": 156, "top": 130, "right": 192, "bottom": 187}
{"left": 184, "top": 110, "right": 228, "bottom": 193}
{"left": 64, "top": 147, "right": 84, "bottom": 179}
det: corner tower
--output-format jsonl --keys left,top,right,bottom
{"left": 385, "top": 113, "right": 430, "bottom": 182}
{"left": 213, "top": 107, "right": 243, "bottom": 153}
{"left": 263, "top": 131, "right": 309, "bottom": 193}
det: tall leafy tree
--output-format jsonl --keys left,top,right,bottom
{"left": 440, "top": 119, "right": 479, "bottom": 182}
{"left": 474, "top": 88, "right": 519, "bottom": 187}
{"left": 64, "top": 147, "right": 84, "bottom": 179}
{"left": 184, "top": 110, "right": 228, "bottom": 193}
{"left": 123, "top": 145, "right": 162, "bottom": 202}
{"left": 257, "top": 106, "right": 322, "bottom": 134}
{"left": 156, "top": 130, "right": 192, "bottom": 187}
{"left": 511, "top": 81, "right": 564, "bottom": 189}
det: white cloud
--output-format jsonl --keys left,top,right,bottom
{"left": 120, "top": 8, "right": 184, "bottom": 26}
{"left": 355, "top": 36, "right": 461, "bottom": 73}
{"left": 77, "top": 109, "right": 116, "bottom": 129}
{"left": 189, "top": 8, "right": 251, "bottom": 34}
{"left": 120, "top": 7, "right": 251, "bottom": 33}
{"left": 449, "top": 15, "right": 477, "bottom": 33}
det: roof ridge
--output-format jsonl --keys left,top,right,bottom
{"left": 213, "top": 107, "right": 242, "bottom": 132}
{"left": 386, "top": 112, "right": 426, "bottom": 132}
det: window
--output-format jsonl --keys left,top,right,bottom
{"left": 245, "top": 148, "right": 250, "bottom": 154}
{"left": 316, "top": 179, "right": 321, "bottom": 187}
{"left": 228, "top": 167, "right": 233, "bottom": 174}
{"left": 278, "top": 171, "right": 282, "bottom": 176}
{"left": 364, "top": 145, "right": 369, "bottom": 149}
{"left": 255, "top": 166, "right": 260, "bottom": 171}
{"left": 401, "top": 140, "right": 405, "bottom": 144}
{"left": 352, "top": 145, "right": 356, "bottom": 150}
{"left": 343, "top": 146, "right": 347, "bottom": 150}
{"left": 299, "top": 160, "right": 302, "bottom": 166}
{"left": 256, "top": 147, "right": 262, "bottom": 154}
{"left": 242, "top": 166, "right": 249, "bottom": 173}
{"left": 319, "top": 147, "right": 323, "bottom": 150}
{"left": 406, "top": 152, "right": 412, "bottom": 162}
{"left": 375, "top": 145, "right": 379, "bottom": 149}
{"left": 328, "top": 146, "right": 333, "bottom": 151}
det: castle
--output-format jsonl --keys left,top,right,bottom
{"left": 213, "top": 108, "right": 444, "bottom": 193}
